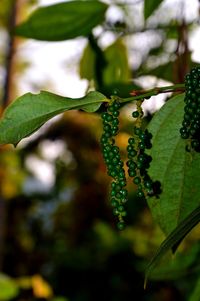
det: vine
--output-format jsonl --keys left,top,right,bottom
{"left": 99, "top": 83, "right": 186, "bottom": 229}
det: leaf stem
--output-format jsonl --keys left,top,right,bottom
{"left": 119, "top": 83, "right": 185, "bottom": 103}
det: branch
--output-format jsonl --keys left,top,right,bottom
{"left": 119, "top": 83, "right": 185, "bottom": 103}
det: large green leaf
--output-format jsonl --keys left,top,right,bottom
{"left": 15, "top": 1, "right": 108, "bottom": 41}
{"left": 103, "top": 39, "right": 130, "bottom": 85}
{"left": 147, "top": 242, "right": 200, "bottom": 281}
{"left": 0, "top": 274, "right": 19, "bottom": 300}
{"left": 79, "top": 42, "right": 96, "bottom": 81}
{"left": 0, "top": 91, "right": 107, "bottom": 146}
{"left": 145, "top": 206, "right": 200, "bottom": 285}
{"left": 144, "top": 0, "right": 163, "bottom": 20}
{"left": 147, "top": 94, "right": 200, "bottom": 235}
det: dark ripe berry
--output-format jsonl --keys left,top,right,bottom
{"left": 146, "top": 131, "right": 153, "bottom": 139}
{"left": 110, "top": 170, "right": 118, "bottom": 177}
{"left": 113, "top": 146, "right": 119, "bottom": 153}
{"left": 111, "top": 129, "right": 118, "bottom": 135}
{"left": 108, "top": 105, "right": 115, "bottom": 112}
{"left": 127, "top": 145, "right": 134, "bottom": 152}
{"left": 137, "top": 190, "right": 144, "bottom": 198}
{"left": 121, "top": 198, "right": 128, "bottom": 204}
{"left": 185, "top": 74, "right": 190, "bottom": 81}
{"left": 144, "top": 179, "right": 153, "bottom": 189}
{"left": 191, "top": 93, "right": 197, "bottom": 100}
{"left": 184, "top": 113, "right": 191, "bottom": 120}
{"left": 127, "top": 160, "right": 137, "bottom": 168}
{"left": 112, "top": 118, "right": 119, "bottom": 126}
{"left": 112, "top": 125, "right": 119, "bottom": 132}
{"left": 108, "top": 151, "right": 115, "bottom": 158}
{"left": 128, "top": 169, "right": 136, "bottom": 177}
{"left": 104, "top": 131, "right": 112, "bottom": 138}
{"left": 190, "top": 128, "right": 196, "bottom": 136}
{"left": 128, "top": 150, "right": 137, "bottom": 157}
{"left": 117, "top": 221, "right": 126, "bottom": 230}
{"left": 113, "top": 101, "right": 121, "bottom": 110}
{"left": 101, "top": 112, "right": 107, "bottom": 120}
{"left": 118, "top": 205, "right": 125, "bottom": 212}
{"left": 138, "top": 154, "right": 146, "bottom": 163}
{"left": 104, "top": 124, "right": 111, "bottom": 131}
{"left": 121, "top": 211, "right": 127, "bottom": 217}
{"left": 139, "top": 132, "right": 147, "bottom": 140}
{"left": 111, "top": 182, "right": 116, "bottom": 188}
{"left": 191, "top": 139, "right": 200, "bottom": 149}
{"left": 182, "top": 120, "right": 190, "bottom": 127}
{"left": 106, "top": 114, "right": 113, "bottom": 122}
{"left": 185, "top": 144, "right": 191, "bottom": 152}
{"left": 139, "top": 142, "right": 145, "bottom": 149}
{"left": 113, "top": 111, "right": 120, "bottom": 117}
{"left": 112, "top": 157, "right": 119, "bottom": 165}
{"left": 134, "top": 127, "right": 142, "bottom": 136}
{"left": 100, "top": 136, "right": 108, "bottom": 144}
{"left": 119, "top": 179, "right": 126, "bottom": 187}
{"left": 181, "top": 132, "right": 189, "bottom": 139}
{"left": 105, "top": 145, "right": 112, "bottom": 151}
{"left": 190, "top": 101, "right": 197, "bottom": 109}
{"left": 180, "top": 127, "right": 188, "bottom": 135}
{"left": 115, "top": 184, "right": 122, "bottom": 191}
{"left": 120, "top": 189, "right": 128, "bottom": 198}
{"left": 113, "top": 208, "right": 119, "bottom": 216}
{"left": 128, "top": 137, "right": 135, "bottom": 145}
{"left": 192, "top": 122, "right": 200, "bottom": 130}
{"left": 133, "top": 176, "right": 141, "bottom": 184}
{"left": 132, "top": 111, "right": 139, "bottom": 118}
{"left": 118, "top": 171, "right": 125, "bottom": 179}
{"left": 111, "top": 199, "right": 118, "bottom": 207}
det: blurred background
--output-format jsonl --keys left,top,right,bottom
{"left": 0, "top": 0, "right": 200, "bottom": 300}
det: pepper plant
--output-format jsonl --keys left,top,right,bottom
{"left": 0, "top": 0, "right": 200, "bottom": 286}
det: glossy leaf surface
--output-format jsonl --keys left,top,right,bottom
{"left": 15, "top": 1, "right": 108, "bottom": 41}
{"left": 0, "top": 91, "right": 107, "bottom": 145}
{"left": 147, "top": 94, "right": 200, "bottom": 235}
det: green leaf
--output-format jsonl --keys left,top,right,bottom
{"left": 15, "top": 1, "right": 108, "bottom": 41}
{"left": 144, "top": 0, "right": 163, "bottom": 20}
{"left": 147, "top": 243, "right": 200, "bottom": 281}
{"left": 79, "top": 42, "right": 96, "bottom": 81}
{"left": 145, "top": 206, "right": 200, "bottom": 286}
{"left": 0, "top": 274, "right": 19, "bottom": 300}
{"left": 147, "top": 94, "right": 200, "bottom": 235}
{"left": 103, "top": 39, "right": 130, "bottom": 85}
{"left": 0, "top": 91, "right": 107, "bottom": 146}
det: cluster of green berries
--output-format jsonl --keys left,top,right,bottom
{"left": 126, "top": 125, "right": 153, "bottom": 198}
{"left": 100, "top": 99, "right": 156, "bottom": 230}
{"left": 127, "top": 107, "right": 154, "bottom": 198}
{"left": 180, "top": 67, "right": 200, "bottom": 152}
{"left": 100, "top": 100, "right": 128, "bottom": 231}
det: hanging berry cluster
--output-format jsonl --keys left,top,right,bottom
{"left": 180, "top": 67, "right": 200, "bottom": 152}
{"left": 100, "top": 100, "right": 128, "bottom": 231}
{"left": 100, "top": 98, "right": 155, "bottom": 230}
{"left": 126, "top": 100, "right": 154, "bottom": 198}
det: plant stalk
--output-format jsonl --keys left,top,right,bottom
{"left": 119, "top": 83, "right": 185, "bottom": 103}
